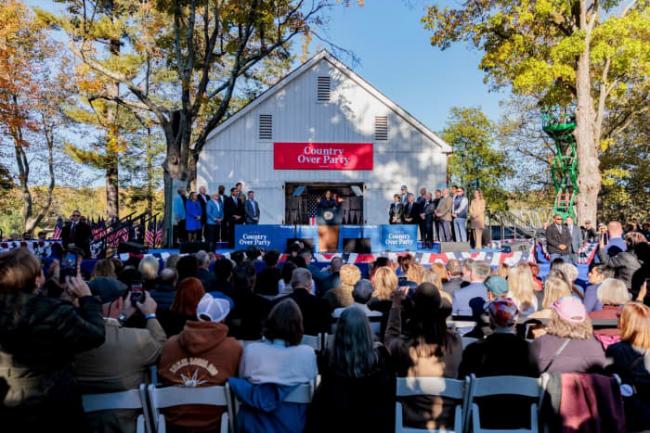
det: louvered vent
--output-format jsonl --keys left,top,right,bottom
{"left": 317, "top": 76, "right": 331, "bottom": 102}
{"left": 258, "top": 114, "right": 272, "bottom": 140}
{"left": 375, "top": 116, "right": 388, "bottom": 141}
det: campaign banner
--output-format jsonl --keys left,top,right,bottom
{"left": 273, "top": 142, "right": 373, "bottom": 170}
{"left": 380, "top": 224, "right": 418, "bottom": 251}
{"left": 234, "top": 225, "right": 295, "bottom": 251}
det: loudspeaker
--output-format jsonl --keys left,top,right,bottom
{"left": 180, "top": 242, "right": 210, "bottom": 254}
{"left": 342, "top": 238, "right": 371, "bottom": 254}
{"left": 440, "top": 242, "right": 471, "bottom": 253}
{"left": 117, "top": 241, "right": 147, "bottom": 254}
{"left": 286, "top": 238, "right": 314, "bottom": 252}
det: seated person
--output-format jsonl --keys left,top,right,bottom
{"left": 158, "top": 277, "right": 205, "bottom": 337}
{"left": 606, "top": 302, "right": 650, "bottom": 432}
{"left": 231, "top": 299, "right": 318, "bottom": 433}
{"left": 459, "top": 298, "right": 539, "bottom": 430}
{"left": 583, "top": 265, "right": 614, "bottom": 313}
{"left": 159, "top": 293, "right": 242, "bottom": 432}
{"left": 307, "top": 308, "right": 393, "bottom": 433}
{"left": 530, "top": 296, "right": 610, "bottom": 373}
{"left": 452, "top": 260, "right": 490, "bottom": 317}
{"left": 384, "top": 282, "right": 462, "bottom": 430}
{"left": 323, "top": 264, "right": 362, "bottom": 310}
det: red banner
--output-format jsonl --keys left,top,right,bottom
{"left": 273, "top": 142, "right": 373, "bottom": 170}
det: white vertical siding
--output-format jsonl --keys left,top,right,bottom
{"left": 198, "top": 57, "right": 448, "bottom": 224}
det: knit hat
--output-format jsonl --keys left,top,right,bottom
{"left": 551, "top": 296, "right": 586, "bottom": 324}
{"left": 196, "top": 293, "right": 231, "bottom": 323}
{"left": 484, "top": 276, "right": 509, "bottom": 297}
{"left": 485, "top": 297, "right": 520, "bottom": 328}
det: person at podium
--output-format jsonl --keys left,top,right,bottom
{"left": 317, "top": 190, "right": 341, "bottom": 212}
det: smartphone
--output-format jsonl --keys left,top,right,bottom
{"left": 60, "top": 251, "right": 78, "bottom": 284}
{"left": 130, "top": 281, "right": 144, "bottom": 307}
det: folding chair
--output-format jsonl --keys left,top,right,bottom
{"left": 147, "top": 384, "right": 235, "bottom": 433}
{"left": 301, "top": 334, "right": 322, "bottom": 351}
{"left": 82, "top": 384, "right": 150, "bottom": 433}
{"left": 467, "top": 374, "right": 543, "bottom": 433}
{"left": 395, "top": 376, "right": 470, "bottom": 433}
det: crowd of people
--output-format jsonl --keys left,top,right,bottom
{"left": 173, "top": 182, "right": 261, "bottom": 248}
{"left": 1, "top": 218, "right": 650, "bottom": 433}
{"left": 389, "top": 185, "right": 486, "bottom": 248}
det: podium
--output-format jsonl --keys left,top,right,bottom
{"left": 316, "top": 206, "right": 342, "bottom": 253}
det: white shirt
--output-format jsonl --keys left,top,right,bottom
{"left": 240, "top": 339, "right": 317, "bottom": 385}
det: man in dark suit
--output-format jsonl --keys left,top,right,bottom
{"left": 244, "top": 191, "right": 260, "bottom": 224}
{"left": 217, "top": 185, "right": 226, "bottom": 242}
{"left": 62, "top": 210, "right": 92, "bottom": 257}
{"left": 224, "top": 187, "right": 242, "bottom": 247}
{"left": 278, "top": 268, "right": 331, "bottom": 335}
{"left": 545, "top": 214, "right": 572, "bottom": 262}
{"left": 565, "top": 216, "right": 584, "bottom": 264}
{"left": 389, "top": 194, "right": 404, "bottom": 224}
{"left": 416, "top": 187, "right": 428, "bottom": 242}
{"left": 197, "top": 186, "right": 210, "bottom": 241}
{"left": 423, "top": 192, "right": 436, "bottom": 248}
{"left": 402, "top": 194, "right": 418, "bottom": 225}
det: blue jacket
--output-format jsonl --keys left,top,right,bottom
{"left": 206, "top": 199, "right": 224, "bottom": 224}
{"left": 452, "top": 282, "right": 488, "bottom": 317}
{"left": 228, "top": 378, "right": 307, "bottom": 433}
{"left": 583, "top": 283, "right": 602, "bottom": 313}
{"left": 172, "top": 194, "right": 186, "bottom": 222}
{"left": 185, "top": 200, "right": 203, "bottom": 231}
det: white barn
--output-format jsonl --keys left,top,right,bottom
{"left": 198, "top": 50, "right": 451, "bottom": 225}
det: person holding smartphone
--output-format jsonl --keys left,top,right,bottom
{"left": 0, "top": 248, "right": 105, "bottom": 433}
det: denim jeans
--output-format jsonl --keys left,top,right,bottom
{"left": 453, "top": 218, "right": 468, "bottom": 242}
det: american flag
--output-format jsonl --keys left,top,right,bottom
{"left": 52, "top": 217, "right": 63, "bottom": 240}
{"left": 92, "top": 218, "right": 107, "bottom": 240}
{"left": 154, "top": 219, "right": 164, "bottom": 248}
{"left": 106, "top": 226, "right": 129, "bottom": 248}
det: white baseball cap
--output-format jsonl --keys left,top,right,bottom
{"left": 196, "top": 294, "right": 231, "bottom": 323}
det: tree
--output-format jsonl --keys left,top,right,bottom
{"left": 39, "top": 0, "right": 359, "bottom": 245}
{"left": 0, "top": 0, "right": 69, "bottom": 235}
{"left": 442, "top": 107, "right": 512, "bottom": 212}
{"left": 423, "top": 0, "right": 650, "bottom": 224}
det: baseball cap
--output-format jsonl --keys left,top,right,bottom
{"left": 89, "top": 277, "right": 127, "bottom": 304}
{"left": 196, "top": 293, "right": 231, "bottom": 323}
{"left": 551, "top": 296, "right": 586, "bottom": 324}
{"left": 485, "top": 297, "right": 520, "bottom": 328}
{"left": 484, "top": 276, "right": 508, "bottom": 297}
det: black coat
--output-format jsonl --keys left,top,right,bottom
{"left": 389, "top": 202, "right": 404, "bottom": 224}
{"left": 0, "top": 292, "right": 105, "bottom": 432}
{"left": 402, "top": 202, "right": 419, "bottom": 224}
{"left": 281, "top": 289, "right": 331, "bottom": 335}
{"left": 62, "top": 221, "right": 92, "bottom": 257}
{"left": 545, "top": 224, "right": 572, "bottom": 255}
{"left": 225, "top": 195, "right": 245, "bottom": 225}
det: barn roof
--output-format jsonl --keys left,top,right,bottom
{"left": 206, "top": 50, "right": 452, "bottom": 153}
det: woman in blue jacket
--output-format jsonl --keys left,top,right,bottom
{"left": 185, "top": 192, "right": 203, "bottom": 242}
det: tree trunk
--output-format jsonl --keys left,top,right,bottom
{"left": 574, "top": 2, "right": 601, "bottom": 226}
{"left": 25, "top": 121, "right": 56, "bottom": 234}
{"left": 106, "top": 154, "right": 119, "bottom": 219}
{"left": 14, "top": 136, "right": 33, "bottom": 236}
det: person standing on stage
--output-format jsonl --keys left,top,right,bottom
{"left": 185, "top": 192, "right": 203, "bottom": 242}
{"left": 417, "top": 187, "right": 428, "bottom": 242}
{"left": 245, "top": 191, "right": 260, "bottom": 225}
{"left": 62, "top": 210, "right": 92, "bottom": 257}
{"left": 424, "top": 192, "right": 436, "bottom": 248}
{"left": 206, "top": 192, "right": 224, "bottom": 249}
{"left": 389, "top": 194, "right": 404, "bottom": 224}
{"left": 565, "top": 216, "right": 583, "bottom": 264}
{"left": 400, "top": 185, "right": 409, "bottom": 204}
{"left": 217, "top": 185, "right": 226, "bottom": 241}
{"left": 318, "top": 190, "right": 337, "bottom": 210}
{"left": 469, "top": 189, "right": 486, "bottom": 249}
{"left": 172, "top": 187, "right": 187, "bottom": 245}
{"left": 432, "top": 189, "right": 442, "bottom": 241}
{"left": 452, "top": 187, "right": 469, "bottom": 243}
{"left": 198, "top": 186, "right": 210, "bottom": 241}
{"left": 545, "top": 214, "right": 572, "bottom": 262}
{"left": 402, "top": 194, "right": 418, "bottom": 225}
{"left": 435, "top": 188, "right": 453, "bottom": 242}
{"left": 224, "top": 188, "right": 240, "bottom": 247}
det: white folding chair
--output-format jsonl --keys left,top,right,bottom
{"left": 301, "top": 334, "right": 322, "bottom": 351}
{"left": 467, "top": 374, "right": 542, "bottom": 433}
{"left": 395, "top": 376, "right": 470, "bottom": 433}
{"left": 147, "top": 384, "right": 234, "bottom": 433}
{"left": 82, "top": 384, "right": 150, "bottom": 433}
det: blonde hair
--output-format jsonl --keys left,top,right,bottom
{"left": 546, "top": 309, "right": 593, "bottom": 340}
{"left": 432, "top": 263, "right": 448, "bottom": 283}
{"left": 619, "top": 302, "right": 650, "bottom": 350}
{"left": 555, "top": 262, "right": 578, "bottom": 283}
{"left": 138, "top": 256, "right": 160, "bottom": 281}
{"left": 496, "top": 263, "right": 509, "bottom": 278}
{"left": 422, "top": 269, "right": 442, "bottom": 290}
{"left": 542, "top": 277, "right": 571, "bottom": 309}
{"left": 406, "top": 263, "right": 425, "bottom": 285}
{"left": 507, "top": 263, "right": 537, "bottom": 312}
{"left": 338, "top": 264, "right": 362, "bottom": 294}
{"left": 597, "top": 278, "right": 630, "bottom": 306}
{"left": 373, "top": 267, "right": 398, "bottom": 301}
{"left": 92, "top": 259, "right": 116, "bottom": 278}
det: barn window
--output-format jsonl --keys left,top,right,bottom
{"left": 375, "top": 116, "right": 388, "bottom": 141}
{"left": 317, "top": 76, "right": 331, "bottom": 102}
{"left": 258, "top": 114, "right": 272, "bottom": 140}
